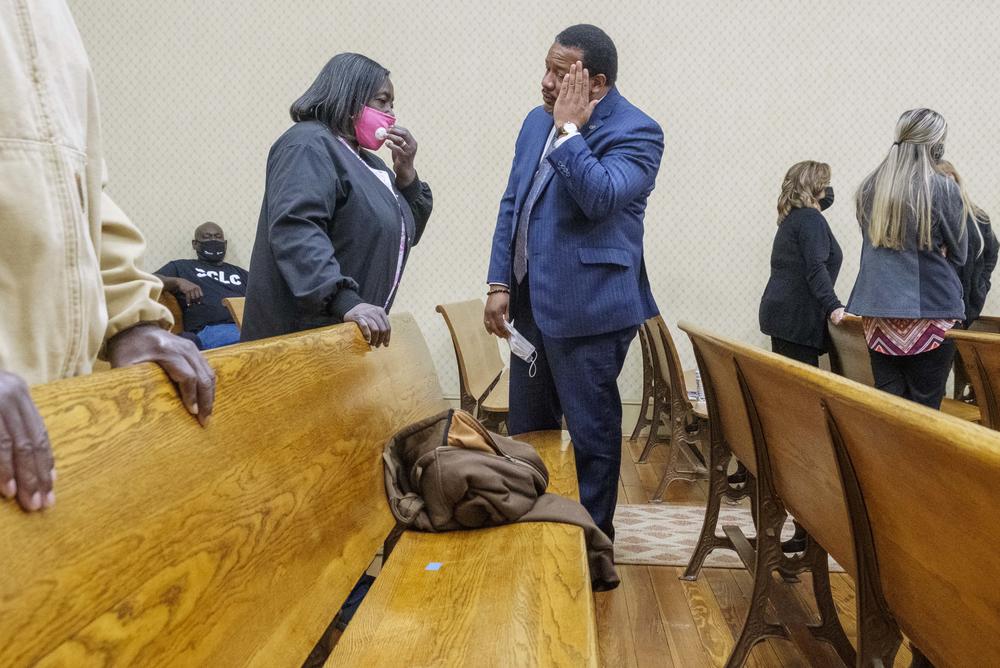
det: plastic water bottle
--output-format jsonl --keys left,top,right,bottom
{"left": 695, "top": 370, "right": 705, "bottom": 401}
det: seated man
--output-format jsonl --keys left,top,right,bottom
{"left": 155, "top": 222, "right": 249, "bottom": 349}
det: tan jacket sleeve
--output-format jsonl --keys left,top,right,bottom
{"left": 99, "top": 191, "right": 174, "bottom": 342}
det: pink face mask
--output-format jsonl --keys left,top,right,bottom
{"left": 354, "top": 105, "right": 395, "bottom": 150}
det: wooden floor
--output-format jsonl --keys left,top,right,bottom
{"left": 605, "top": 433, "right": 914, "bottom": 667}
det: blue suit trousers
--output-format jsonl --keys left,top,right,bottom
{"left": 507, "top": 276, "right": 637, "bottom": 540}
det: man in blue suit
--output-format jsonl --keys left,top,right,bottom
{"left": 484, "top": 24, "right": 663, "bottom": 540}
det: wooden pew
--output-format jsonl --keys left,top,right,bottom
{"left": 629, "top": 323, "right": 657, "bottom": 440}
{"left": 950, "top": 329, "right": 1000, "bottom": 430}
{"left": 637, "top": 316, "right": 708, "bottom": 501}
{"left": 969, "top": 314, "right": 1000, "bottom": 333}
{"left": 824, "top": 372, "right": 1000, "bottom": 666}
{"left": 328, "top": 430, "right": 598, "bottom": 666}
{"left": 682, "top": 324, "right": 854, "bottom": 667}
{"left": 678, "top": 321, "right": 757, "bottom": 581}
{"left": 954, "top": 316, "right": 1000, "bottom": 400}
{"left": 692, "top": 323, "right": 1000, "bottom": 666}
{"left": 1, "top": 314, "right": 443, "bottom": 666}
{"left": 827, "top": 315, "right": 980, "bottom": 423}
{"left": 223, "top": 296, "right": 245, "bottom": 330}
{"left": 2, "top": 314, "right": 595, "bottom": 666}
{"left": 158, "top": 290, "right": 184, "bottom": 335}
{"left": 435, "top": 299, "right": 508, "bottom": 432}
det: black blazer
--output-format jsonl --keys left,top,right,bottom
{"left": 242, "top": 121, "right": 432, "bottom": 341}
{"left": 759, "top": 207, "right": 843, "bottom": 351}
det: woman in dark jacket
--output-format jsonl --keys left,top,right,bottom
{"left": 755, "top": 160, "right": 844, "bottom": 552}
{"left": 242, "top": 53, "right": 432, "bottom": 346}
{"left": 935, "top": 160, "right": 998, "bottom": 328}
{"left": 760, "top": 160, "right": 846, "bottom": 365}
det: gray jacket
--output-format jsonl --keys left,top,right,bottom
{"left": 847, "top": 173, "right": 967, "bottom": 319}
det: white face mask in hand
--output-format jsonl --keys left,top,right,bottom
{"left": 504, "top": 320, "right": 538, "bottom": 378}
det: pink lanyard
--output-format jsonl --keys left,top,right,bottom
{"left": 337, "top": 137, "right": 408, "bottom": 309}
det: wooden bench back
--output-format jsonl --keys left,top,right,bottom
{"left": 223, "top": 296, "right": 246, "bottom": 330}
{"left": 1, "top": 314, "right": 445, "bottom": 667}
{"left": 824, "top": 386, "right": 1000, "bottom": 666}
{"left": 679, "top": 323, "right": 756, "bottom": 475}
{"left": 970, "top": 314, "right": 1000, "bottom": 333}
{"left": 648, "top": 316, "right": 693, "bottom": 412}
{"left": 436, "top": 299, "right": 505, "bottom": 405}
{"left": 727, "top": 341, "right": 858, "bottom": 576}
{"left": 158, "top": 290, "right": 184, "bottom": 335}
{"left": 950, "top": 329, "right": 1000, "bottom": 429}
{"left": 826, "top": 315, "right": 874, "bottom": 386}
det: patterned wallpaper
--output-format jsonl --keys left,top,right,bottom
{"left": 69, "top": 0, "right": 1000, "bottom": 402}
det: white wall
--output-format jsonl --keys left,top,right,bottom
{"left": 69, "top": 0, "right": 1000, "bottom": 401}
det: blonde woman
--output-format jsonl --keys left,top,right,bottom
{"left": 760, "top": 160, "right": 845, "bottom": 367}
{"left": 935, "top": 160, "right": 998, "bottom": 328}
{"left": 847, "top": 108, "right": 968, "bottom": 409}
{"left": 757, "top": 160, "right": 844, "bottom": 552}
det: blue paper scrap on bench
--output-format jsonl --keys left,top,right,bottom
{"left": 425, "top": 562, "right": 443, "bottom": 571}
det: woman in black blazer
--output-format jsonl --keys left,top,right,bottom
{"left": 752, "top": 160, "right": 845, "bottom": 552}
{"left": 242, "top": 53, "right": 433, "bottom": 347}
{"left": 760, "top": 160, "right": 845, "bottom": 364}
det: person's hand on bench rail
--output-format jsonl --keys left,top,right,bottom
{"left": 344, "top": 303, "right": 391, "bottom": 348}
{"left": 107, "top": 324, "right": 216, "bottom": 426}
{"left": 0, "top": 369, "right": 56, "bottom": 512}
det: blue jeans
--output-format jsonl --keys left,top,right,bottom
{"left": 195, "top": 323, "right": 241, "bottom": 350}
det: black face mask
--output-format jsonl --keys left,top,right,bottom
{"left": 819, "top": 186, "right": 835, "bottom": 211}
{"left": 196, "top": 239, "right": 227, "bottom": 263}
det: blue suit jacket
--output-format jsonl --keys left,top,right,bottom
{"left": 487, "top": 88, "right": 663, "bottom": 338}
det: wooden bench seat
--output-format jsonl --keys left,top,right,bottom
{"left": 330, "top": 430, "right": 599, "bottom": 667}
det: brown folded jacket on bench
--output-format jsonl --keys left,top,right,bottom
{"left": 382, "top": 409, "right": 620, "bottom": 591}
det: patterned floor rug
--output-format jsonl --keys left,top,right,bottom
{"left": 613, "top": 503, "right": 843, "bottom": 572}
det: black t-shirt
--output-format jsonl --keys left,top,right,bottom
{"left": 155, "top": 259, "right": 249, "bottom": 332}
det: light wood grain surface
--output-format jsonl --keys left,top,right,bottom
{"left": 436, "top": 299, "right": 506, "bottom": 405}
{"left": 2, "top": 314, "right": 445, "bottom": 667}
{"left": 679, "top": 326, "right": 758, "bottom": 476}
{"left": 730, "top": 351, "right": 857, "bottom": 577}
{"left": 329, "top": 430, "right": 599, "bottom": 667}
{"left": 223, "top": 296, "right": 246, "bottom": 330}
{"left": 951, "top": 329, "right": 1000, "bottom": 428}
{"left": 680, "top": 322, "right": 1000, "bottom": 667}
{"left": 827, "top": 390, "right": 1000, "bottom": 667}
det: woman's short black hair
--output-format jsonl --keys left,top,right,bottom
{"left": 555, "top": 24, "right": 618, "bottom": 87}
{"left": 290, "top": 53, "right": 390, "bottom": 138}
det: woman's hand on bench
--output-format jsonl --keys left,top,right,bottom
{"left": 345, "top": 303, "right": 391, "bottom": 348}
{"left": 0, "top": 369, "right": 55, "bottom": 512}
{"left": 107, "top": 324, "right": 216, "bottom": 426}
